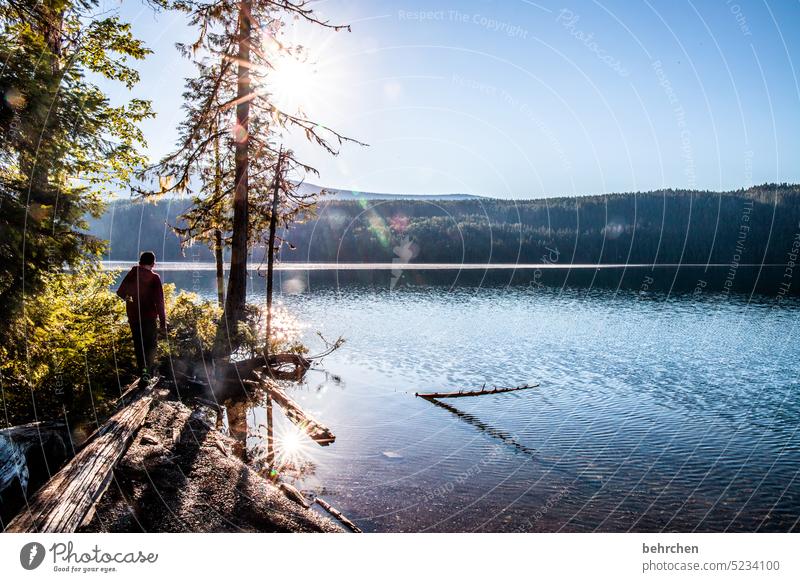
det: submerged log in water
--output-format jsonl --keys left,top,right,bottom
{"left": 248, "top": 374, "right": 335, "bottom": 446}
{"left": 315, "top": 497, "right": 363, "bottom": 533}
{"left": 415, "top": 382, "right": 539, "bottom": 399}
{"left": 425, "top": 397, "right": 538, "bottom": 459}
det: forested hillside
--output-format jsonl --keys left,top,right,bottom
{"left": 91, "top": 183, "right": 800, "bottom": 267}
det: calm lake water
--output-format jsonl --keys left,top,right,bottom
{"left": 115, "top": 263, "right": 800, "bottom": 532}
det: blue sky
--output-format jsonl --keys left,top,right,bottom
{"left": 109, "top": 0, "right": 800, "bottom": 198}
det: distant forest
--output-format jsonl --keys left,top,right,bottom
{"left": 90, "top": 183, "right": 800, "bottom": 267}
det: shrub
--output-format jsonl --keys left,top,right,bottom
{"left": 161, "top": 287, "right": 222, "bottom": 364}
{"left": 0, "top": 267, "right": 135, "bottom": 426}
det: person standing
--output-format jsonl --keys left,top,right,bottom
{"left": 116, "top": 251, "right": 167, "bottom": 381}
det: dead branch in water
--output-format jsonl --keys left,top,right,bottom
{"left": 415, "top": 382, "right": 539, "bottom": 399}
{"left": 247, "top": 374, "right": 335, "bottom": 446}
{"left": 315, "top": 497, "right": 362, "bottom": 533}
{"left": 308, "top": 333, "right": 346, "bottom": 360}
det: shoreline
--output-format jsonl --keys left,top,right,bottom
{"left": 99, "top": 261, "right": 788, "bottom": 271}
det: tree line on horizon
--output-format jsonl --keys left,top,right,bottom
{"left": 92, "top": 183, "right": 800, "bottom": 267}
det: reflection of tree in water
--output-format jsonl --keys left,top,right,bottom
{"left": 252, "top": 452, "right": 317, "bottom": 484}
{"left": 247, "top": 391, "right": 321, "bottom": 483}
{"left": 299, "top": 368, "right": 346, "bottom": 394}
{"left": 222, "top": 372, "right": 341, "bottom": 489}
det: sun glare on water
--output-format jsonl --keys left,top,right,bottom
{"left": 275, "top": 424, "right": 311, "bottom": 467}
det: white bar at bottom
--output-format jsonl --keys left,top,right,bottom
{"left": 1, "top": 533, "right": 797, "bottom": 581}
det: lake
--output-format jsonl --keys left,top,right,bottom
{"left": 112, "top": 263, "right": 800, "bottom": 532}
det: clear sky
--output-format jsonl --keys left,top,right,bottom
{"left": 108, "top": 0, "right": 800, "bottom": 199}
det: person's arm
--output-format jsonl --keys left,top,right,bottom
{"left": 116, "top": 268, "right": 134, "bottom": 301}
{"left": 155, "top": 275, "right": 167, "bottom": 331}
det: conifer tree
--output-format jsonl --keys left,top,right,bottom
{"left": 148, "top": 0, "right": 362, "bottom": 356}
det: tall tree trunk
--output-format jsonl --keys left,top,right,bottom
{"left": 23, "top": 5, "right": 64, "bottom": 190}
{"left": 265, "top": 149, "right": 282, "bottom": 354}
{"left": 218, "top": 0, "right": 252, "bottom": 354}
{"left": 212, "top": 114, "right": 225, "bottom": 309}
{"left": 214, "top": 229, "right": 225, "bottom": 308}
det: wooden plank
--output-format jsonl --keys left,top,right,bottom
{"left": 4, "top": 384, "right": 155, "bottom": 533}
{"left": 415, "top": 382, "right": 539, "bottom": 399}
{"left": 251, "top": 375, "right": 335, "bottom": 446}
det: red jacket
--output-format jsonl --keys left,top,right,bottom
{"left": 116, "top": 266, "right": 166, "bottom": 327}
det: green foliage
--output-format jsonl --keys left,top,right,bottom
{"left": 0, "top": 0, "right": 154, "bottom": 333}
{"left": 161, "top": 286, "right": 222, "bottom": 362}
{"left": 0, "top": 267, "right": 135, "bottom": 427}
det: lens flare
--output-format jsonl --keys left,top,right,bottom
{"left": 267, "top": 55, "right": 320, "bottom": 114}
{"left": 275, "top": 424, "right": 311, "bottom": 468}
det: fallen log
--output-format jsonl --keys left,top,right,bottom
{"left": 315, "top": 497, "right": 362, "bottom": 533}
{"left": 415, "top": 382, "right": 539, "bottom": 399}
{"left": 219, "top": 353, "right": 311, "bottom": 381}
{"left": 79, "top": 377, "right": 160, "bottom": 452}
{"left": 5, "top": 381, "right": 156, "bottom": 533}
{"left": 250, "top": 374, "right": 335, "bottom": 446}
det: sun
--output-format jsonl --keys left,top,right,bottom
{"left": 267, "top": 54, "right": 321, "bottom": 115}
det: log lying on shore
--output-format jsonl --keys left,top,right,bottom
{"left": 5, "top": 380, "right": 156, "bottom": 533}
{"left": 415, "top": 382, "right": 539, "bottom": 399}
{"left": 279, "top": 482, "right": 310, "bottom": 508}
{"left": 248, "top": 374, "right": 335, "bottom": 446}
{"left": 315, "top": 497, "right": 362, "bottom": 533}
{"left": 76, "top": 378, "right": 160, "bottom": 451}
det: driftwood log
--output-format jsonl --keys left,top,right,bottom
{"left": 415, "top": 382, "right": 539, "bottom": 399}
{"left": 5, "top": 378, "right": 157, "bottom": 533}
{"left": 279, "top": 482, "right": 310, "bottom": 508}
{"left": 220, "top": 354, "right": 311, "bottom": 382}
{"left": 315, "top": 497, "right": 362, "bottom": 533}
{"left": 248, "top": 374, "right": 335, "bottom": 446}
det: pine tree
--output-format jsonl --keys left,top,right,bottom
{"left": 147, "top": 0, "right": 362, "bottom": 357}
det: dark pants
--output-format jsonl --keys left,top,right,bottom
{"left": 130, "top": 318, "right": 158, "bottom": 376}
